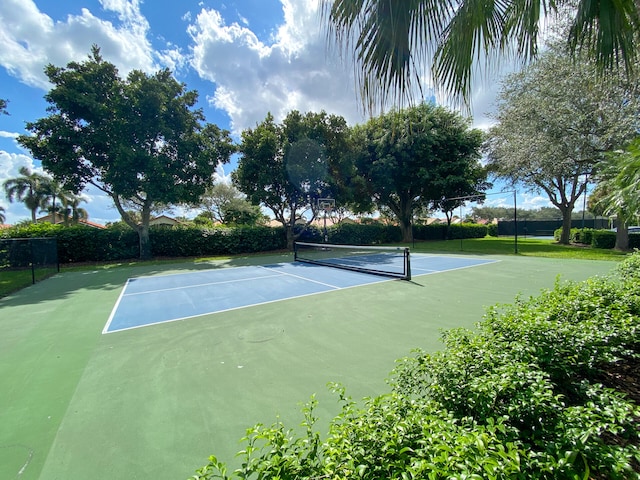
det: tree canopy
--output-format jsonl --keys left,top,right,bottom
{"left": 234, "top": 110, "right": 351, "bottom": 248}
{"left": 350, "top": 102, "right": 486, "bottom": 242}
{"left": 18, "top": 46, "right": 235, "bottom": 259}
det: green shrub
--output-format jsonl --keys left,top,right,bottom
{"left": 151, "top": 226, "right": 286, "bottom": 257}
{"left": 487, "top": 223, "right": 498, "bottom": 237}
{"left": 0, "top": 223, "right": 287, "bottom": 263}
{"left": 592, "top": 230, "right": 616, "bottom": 249}
{"left": 413, "top": 223, "right": 487, "bottom": 241}
{"left": 413, "top": 223, "right": 447, "bottom": 240}
{"left": 0, "top": 222, "right": 62, "bottom": 239}
{"left": 447, "top": 223, "right": 487, "bottom": 239}
{"left": 0, "top": 223, "right": 139, "bottom": 262}
{"left": 571, "top": 228, "right": 593, "bottom": 244}
{"left": 327, "top": 223, "right": 401, "bottom": 245}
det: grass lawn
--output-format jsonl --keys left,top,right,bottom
{"left": 405, "top": 236, "right": 628, "bottom": 260}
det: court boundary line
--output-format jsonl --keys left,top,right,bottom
{"left": 410, "top": 256, "right": 500, "bottom": 276}
{"left": 121, "top": 272, "right": 284, "bottom": 297}
{"left": 103, "top": 268, "right": 395, "bottom": 334}
{"left": 258, "top": 265, "right": 344, "bottom": 289}
{"left": 103, "top": 279, "right": 131, "bottom": 334}
{"left": 103, "top": 256, "right": 499, "bottom": 334}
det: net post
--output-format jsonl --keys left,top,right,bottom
{"left": 29, "top": 238, "right": 35, "bottom": 285}
{"left": 405, "top": 248, "right": 411, "bottom": 281}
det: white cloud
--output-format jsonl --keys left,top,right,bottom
{"left": 187, "top": 1, "right": 366, "bottom": 134}
{"left": 0, "top": 131, "right": 19, "bottom": 139}
{"left": 0, "top": 0, "right": 181, "bottom": 91}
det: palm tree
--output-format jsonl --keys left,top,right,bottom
{"left": 595, "top": 137, "right": 640, "bottom": 249}
{"left": 61, "top": 194, "right": 88, "bottom": 226}
{"left": 321, "top": 0, "right": 640, "bottom": 110}
{"left": 41, "top": 177, "right": 65, "bottom": 222}
{"left": 0, "top": 205, "right": 6, "bottom": 224}
{"left": 3, "top": 167, "right": 50, "bottom": 223}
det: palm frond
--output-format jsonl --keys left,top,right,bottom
{"left": 568, "top": 0, "right": 640, "bottom": 73}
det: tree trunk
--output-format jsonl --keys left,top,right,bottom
{"left": 615, "top": 219, "right": 629, "bottom": 251}
{"left": 111, "top": 194, "right": 153, "bottom": 260}
{"left": 286, "top": 224, "right": 295, "bottom": 251}
{"left": 397, "top": 196, "right": 413, "bottom": 243}
{"left": 399, "top": 219, "right": 413, "bottom": 243}
{"left": 138, "top": 205, "right": 152, "bottom": 260}
{"left": 558, "top": 207, "right": 572, "bottom": 244}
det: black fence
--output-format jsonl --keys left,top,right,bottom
{"left": 0, "top": 237, "right": 59, "bottom": 285}
{"left": 498, "top": 218, "right": 611, "bottom": 237}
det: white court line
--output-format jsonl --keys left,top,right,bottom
{"left": 122, "top": 273, "right": 284, "bottom": 297}
{"left": 104, "top": 274, "right": 389, "bottom": 334}
{"left": 257, "top": 265, "right": 343, "bottom": 289}
{"left": 103, "top": 278, "right": 132, "bottom": 334}
{"left": 411, "top": 258, "right": 500, "bottom": 276}
{"left": 104, "top": 258, "right": 496, "bottom": 334}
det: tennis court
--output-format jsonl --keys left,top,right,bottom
{"left": 0, "top": 252, "right": 616, "bottom": 480}
{"left": 105, "top": 252, "right": 496, "bottom": 333}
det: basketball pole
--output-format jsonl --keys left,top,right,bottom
{"left": 323, "top": 208, "right": 328, "bottom": 243}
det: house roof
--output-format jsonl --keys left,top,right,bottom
{"left": 36, "top": 213, "right": 106, "bottom": 229}
{"left": 149, "top": 215, "right": 183, "bottom": 225}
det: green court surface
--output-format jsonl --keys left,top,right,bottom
{"left": 0, "top": 253, "right": 616, "bottom": 480}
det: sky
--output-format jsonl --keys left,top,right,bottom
{"left": 0, "top": 0, "right": 553, "bottom": 226}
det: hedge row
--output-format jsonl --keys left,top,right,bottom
{"left": 0, "top": 223, "right": 286, "bottom": 263}
{"left": 327, "top": 222, "right": 402, "bottom": 244}
{"left": 560, "top": 228, "right": 640, "bottom": 249}
{"left": 1, "top": 222, "right": 488, "bottom": 263}
{"left": 413, "top": 223, "right": 488, "bottom": 240}
{"left": 193, "top": 253, "right": 640, "bottom": 479}
{"left": 150, "top": 226, "right": 286, "bottom": 257}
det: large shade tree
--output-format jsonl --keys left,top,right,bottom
{"left": 322, "top": 0, "right": 640, "bottom": 110}
{"left": 350, "top": 102, "right": 486, "bottom": 242}
{"left": 18, "top": 47, "right": 235, "bottom": 259}
{"left": 234, "top": 110, "right": 352, "bottom": 249}
{"left": 485, "top": 43, "right": 640, "bottom": 244}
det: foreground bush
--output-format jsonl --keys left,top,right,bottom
{"left": 192, "top": 253, "right": 640, "bottom": 480}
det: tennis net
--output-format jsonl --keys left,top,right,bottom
{"left": 294, "top": 242, "right": 411, "bottom": 280}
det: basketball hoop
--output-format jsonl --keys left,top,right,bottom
{"left": 318, "top": 198, "right": 335, "bottom": 213}
{"left": 317, "top": 198, "right": 335, "bottom": 243}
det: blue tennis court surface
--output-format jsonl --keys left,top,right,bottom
{"left": 103, "top": 255, "right": 497, "bottom": 333}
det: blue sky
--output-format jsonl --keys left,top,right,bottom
{"left": 0, "top": 0, "right": 552, "bottom": 225}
